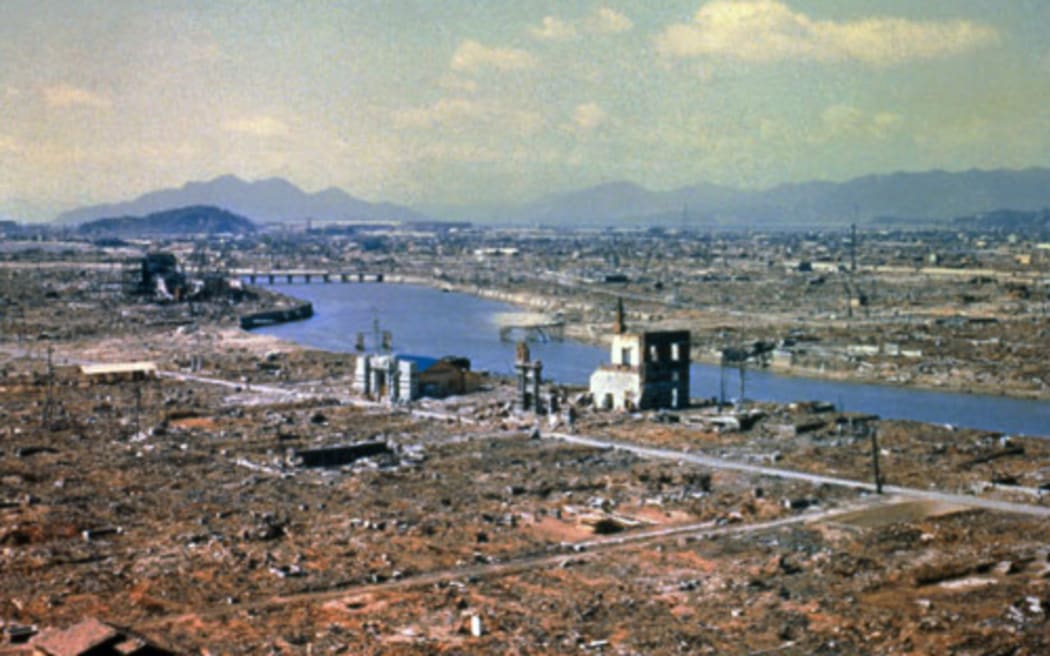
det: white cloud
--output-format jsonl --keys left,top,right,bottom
{"left": 186, "top": 41, "right": 225, "bottom": 63}
{"left": 451, "top": 40, "right": 537, "bottom": 73}
{"left": 587, "top": 8, "right": 633, "bottom": 34}
{"left": 531, "top": 16, "right": 577, "bottom": 41}
{"left": 872, "top": 111, "right": 903, "bottom": 133}
{"left": 395, "top": 97, "right": 543, "bottom": 136}
{"left": 439, "top": 74, "right": 479, "bottom": 94}
{"left": 409, "top": 140, "right": 502, "bottom": 164}
{"left": 395, "top": 98, "right": 486, "bottom": 128}
{"left": 821, "top": 104, "right": 902, "bottom": 139}
{"left": 531, "top": 8, "right": 633, "bottom": 40}
{"left": 42, "top": 84, "right": 112, "bottom": 109}
{"left": 222, "top": 115, "right": 291, "bottom": 137}
{"left": 655, "top": 1, "right": 999, "bottom": 65}
{"left": 0, "top": 134, "right": 22, "bottom": 154}
{"left": 572, "top": 102, "right": 608, "bottom": 131}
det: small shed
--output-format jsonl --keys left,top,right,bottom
{"left": 79, "top": 362, "right": 158, "bottom": 384}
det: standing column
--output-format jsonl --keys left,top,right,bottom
{"left": 531, "top": 362, "right": 543, "bottom": 414}
{"left": 515, "top": 341, "right": 531, "bottom": 411}
{"left": 515, "top": 364, "right": 528, "bottom": 410}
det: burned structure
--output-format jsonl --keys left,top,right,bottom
{"left": 353, "top": 354, "right": 479, "bottom": 403}
{"left": 124, "top": 251, "right": 245, "bottom": 303}
{"left": 589, "top": 300, "right": 690, "bottom": 411}
{"left": 514, "top": 341, "right": 543, "bottom": 411}
{"left": 415, "top": 356, "right": 481, "bottom": 398}
{"left": 133, "top": 252, "right": 186, "bottom": 300}
{"left": 354, "top": 354, "right": 418, "bottom": 404}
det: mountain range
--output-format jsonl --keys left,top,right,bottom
{"left": 54, "top": 167, "right": 1050, "bottom": 228}
{"left": 55, "top": 175, "right": 429, "bottom": 226}
{"left": 460, "top": 167, "right": 1050, "bottom": 226}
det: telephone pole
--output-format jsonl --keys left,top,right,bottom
{"left": 870, "top": 427, "right": 883, "bottom": 494}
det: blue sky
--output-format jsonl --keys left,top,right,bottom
{"left": 1, "top": 0, "right": 1049, "bottom": 220}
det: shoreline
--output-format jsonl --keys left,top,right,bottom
{"left": 248, "top": 276, "right": 1050, "bottom": 405}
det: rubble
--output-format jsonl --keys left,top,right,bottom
{"left": 1, "top": 234, "right": 1048, "bottom": 653}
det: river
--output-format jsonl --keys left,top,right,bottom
{"left": 251, "top": 282, "right": 1050, "bottom": 437}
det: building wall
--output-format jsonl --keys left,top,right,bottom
{"left": 589, "top": 367, "right": 642, "bottom": 410}
{"left": 637, "top": 331, "right": 690, "bottom": 410}
{"left": 353, "top": 355, "right": 417, "bottom": 403}
{"left": 591, "top": 330, "right": 690, "bottom": 410}
{"left": 418, "top": 361, "right": 479, "bottom": 398}
{"left": 610, "top": 334, "right": 642, "bottom": 367}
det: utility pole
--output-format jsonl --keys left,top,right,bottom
{"left": 372, "top": 309, "right": 381, "bottom": 354}
{"left": 850, "top": 222, "right": 857, "bottom": 274}
{"left": 132, "top": 381, "right": 142, "bottom": 437}
{"left": 718, "top": 356, "right": 727, "bottom": 409}
{"left": 42, "top": 345, "right": 55, "bottom": 428}
{"left": 737, "top": 362, "right": 747, "bottom": 408}
{"left": 870, "top": 427, "right": 883, "bottom": 494}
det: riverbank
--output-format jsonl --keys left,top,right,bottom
{"left": 239, "top": 301, "right": 314, "bottom": 330}
{"left": 358, "top": 275, "right": 1050, "bottom": 403}
{"left": 248, "top": 280, "right": 1050, "bottom": 436}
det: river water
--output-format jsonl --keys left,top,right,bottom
{"left": 251, "top": 282, "right": 1050, "bottom": 437}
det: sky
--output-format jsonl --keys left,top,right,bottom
{"left": 2, "top": 0, "right": 1049, "bottom": 221}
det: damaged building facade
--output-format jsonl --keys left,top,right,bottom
{"left": 354, "top": 354, "right": 418, "bottom": 403}
{"left": 590, "top": 301, "right": 690, "bottom": 411}
{"left": 353, "top": 354, "right": 479, "bottom": 403}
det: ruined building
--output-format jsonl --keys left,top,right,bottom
{"left": 589, "top": 300, "right": 690, "bottom": 410}
{"left": 354, "top": 354, "right": 417, "bottom": 403}
{"left": 137, "top": 252, "right": 186, "bottom": 299}
{"left": 514, "top": 341, "right": 543, "bottom": 412}
{"left": 353, "top": 354, "right": 479, "bottom": 404}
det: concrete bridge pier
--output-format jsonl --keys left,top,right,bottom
{"left": 304, "top": 274, "right": 312, "bottom": 284}
{"left": 268, "top": 274, "right": 275, "bottom": 285}
{"left": 286, "top": 274, "right": 294, "bottom": 284}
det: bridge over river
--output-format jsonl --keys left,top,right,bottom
{"left": 233, "top": 269, "right": 385, "bottom": 285}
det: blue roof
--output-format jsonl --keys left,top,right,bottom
{"left": 397, "top": 354, "right": 440, "bottom": 371}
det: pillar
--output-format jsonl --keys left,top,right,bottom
{"left": 532, "top": 362, "right": 543, "bottom": 413}
{"left": 515, "top": 364, "right": 528, "bottom": 410}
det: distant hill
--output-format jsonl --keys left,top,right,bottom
{"left": 436, "top": 167, "right": 1050, "bottom": 227}
{"left": 77, "top": 205, "right": 257, "bottom": 237}
{"left": 56, "top": 167, "right": 1050, "bottom": 228}
{"left": 760, "top": 168, "right": 1050, "bottom": 225}
{"left": 56, "top": 175, "right": 430, "bottom": 225}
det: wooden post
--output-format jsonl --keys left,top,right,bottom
{"left": 870, "top": 427, "right": 883, "bottom": 494}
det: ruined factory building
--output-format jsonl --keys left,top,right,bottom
{"left": 588, "top": 302, "right": 690, "bottom": 411}
{"left": 354, "top": 354, "right": 479, "bottom": 403}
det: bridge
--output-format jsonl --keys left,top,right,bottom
{"left": 232, "top": 269, "right": 385, "bottom": 285}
